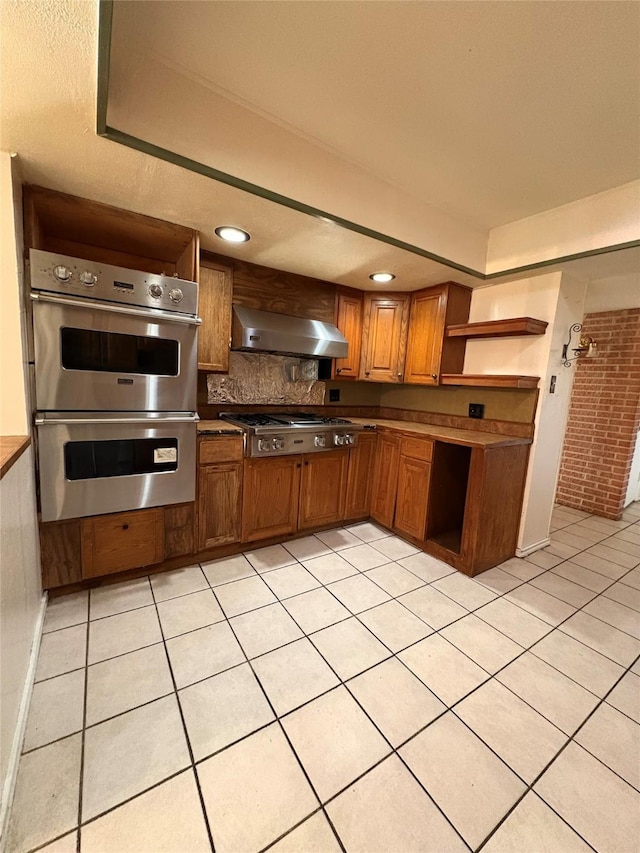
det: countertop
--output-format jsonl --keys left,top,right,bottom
{"left": 198, "top": 420, "right": 245, "bottom": 435}
{"left": 0, "top": 435, "right": 31, "bottom": 479}
{"left": 196, "top": 417, "right": 530, "bottom": 448}
{"left": 347, "top": 418, "right": 532, "bottom": 448}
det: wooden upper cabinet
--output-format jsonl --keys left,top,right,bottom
{"left": 198, "top": 260, "right": 233, "bottom": 372}
{"left": 23, "top": 185, "right": 199, "bottom": 279}
{"left": 360, "top": 293, "right": 411, "bottom": 383}
{"left": 299, "top": 451, "right": 348, "bottom": 529}
{"left": 404, "top": 283, "right": 472, "bottom": 385}
{"left": 334, "top": 290, "right": 363, "bottom": 379}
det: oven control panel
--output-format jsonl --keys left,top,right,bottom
{"left": 29, "top": 249, "right": 198, "bottom": 316}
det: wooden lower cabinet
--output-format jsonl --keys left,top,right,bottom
{"left": 198, "top": 462, "right": 242, "bottom": 550}
{"left": 242, "top": 456, "right": 301, "bottom": 542}
{"left": 81, "top": 508, "right": 165, "bottom": 579}
{"left": 394, "top": 456, "right": 431, "bottom": 540}
{"left": 344, "top": 432, "right": 377, "bottom": 520}
{"left": 370, "top": 432, "right": 400, "bottom": 528}
{"left": 299, "top": 450, "right": 348, "bottom": 529}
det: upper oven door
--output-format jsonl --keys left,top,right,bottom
{"left": 32, "top": 294, "right": 198, "bottom": 412}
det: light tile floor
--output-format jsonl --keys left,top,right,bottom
{"left": 7, "top": 505, "right": 640, "bottom": 853}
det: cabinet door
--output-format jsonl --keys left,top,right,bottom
{"left": 299, "top": 450, "right": 348, "bottom": 529}
{"left": 370, "top": 433, "right": 400, "bottom": 528}
{"left": 334, "top": 291, "right": 363, "bottom": 379}
{"left": 242, "top": 456, "right": 301, "bottom": 542}
{"left": 394, "top": 456, "right": 431, "bottom": 540}
{"left": 404, "top": 283, "right": 472, "bottom": 384}
{"left": 344, "top": 432, "right": 377, "bottom": 520}
{"left": 404, "top": 287, "right": 447, "bottom": 385}
{"left": 360, "top": 294, "right": 410, "bottom": 383}
{"left": 81, "top": 508, "right": 165, "bottom": 579}
{"left": 198, "top": 462, "right": 242, "bottom": 550}
{"left": 198, "top": 262, "right": 233, "bottom": 372}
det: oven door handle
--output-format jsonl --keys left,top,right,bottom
{"left": 35, "top": 414, "right": 200, "bottom": 426}
{"left": 30, "top": 291, "right": 202, "bottom": 326}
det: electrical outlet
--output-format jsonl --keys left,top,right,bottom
{"left": 329, "top": 389, "right": 340, "bottom": 402}
{"left": 550, "top": 375, "right": 557, "bottom": 394}
{"left": 469, "top": 403, "right": 484, "bottom": 419}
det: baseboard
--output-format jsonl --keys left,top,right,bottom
{"left": 0, "top": 592, "right": 47, "bottom": 851}
{"left": 516, "top": 537, "right": 551, "bottom": 558}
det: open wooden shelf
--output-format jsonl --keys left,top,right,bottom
{"left": 446, "top": 317, "right": 548, "bottom": 339}
{"left": 441, "top": 374, "right": 540, "bottom": 389}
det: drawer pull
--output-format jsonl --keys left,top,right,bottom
{"left": 122, "top": 524, "right": 129, "bottom": 530}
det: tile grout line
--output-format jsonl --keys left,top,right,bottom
{"left": 206, "top": 588, "right": 349, "bottom": 853}
{"left": 474, "top": 649, "right": 640, "bottom": 853}
{"left": 28, "top": 538, "right": 633, "bottom": 756}
{"left": 75, "top": 591, "right": 91, "bottom": 853}
{"left": 27, "top": 540, "right": 633, "bottom": 761}
{"left": 26, "top": 512, "right": 639, "bottom": 852}
{"left": 146, "top": 579, "right": 217, "bottom": 853}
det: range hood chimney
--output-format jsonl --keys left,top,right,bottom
{"left": 231, "top": 305, "right": 348, "bottom": 359}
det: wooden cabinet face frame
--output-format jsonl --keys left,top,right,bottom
{"left": 360, "top": 293, "right": 410, "bottom": 383}
{"left": 334, "top": 290, "right": 363, "bottom": 379}
{"left": 198, "top": 261, "right": 233, "bottom": 372}
{"left": 241, "top": 456, "right": 302, "bottom": 542}
{"left": 299, "top": 450, "right": 348, "bottom": 528}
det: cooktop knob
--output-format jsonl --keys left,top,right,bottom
{"left": 53, "top": 265, "right": 72, "bottom": 282}
{"left": 258, "top": 438, "right": 271, "bottom": 453}
{"left": 79, "top": 271, "right": 97, "bottom": 287}
{"left": 345, "top": 434, "right": 355, "bottom": 445}
{"left": 148, "top": 283, "right": 163, "bottom": 299}
{"left": 169, "top": 287, "right": 183, "bottom": 303}
{"left": 272, "top": 437, "right": 285, "bottom": 450}
{"left": 314, "top": 435, "right": 326, "bottom": 448}
{"left": 334, "top": 434, "right": 346, "bottom": 446}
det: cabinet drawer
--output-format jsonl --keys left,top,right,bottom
{"left": 400, "top": 436, "right": 433, "bottom": 462}
{"left": 81, "top": 508, "right": 165, "bottom": 578}
{"left": 199, "top": 436, "right": 244, "bottom": 464}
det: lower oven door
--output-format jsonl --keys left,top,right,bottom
{"left": 36, "top": 412, "right": 197, "bottom": 522}
{"left": 31, "top": 294, "right": 198, "bottom": 412}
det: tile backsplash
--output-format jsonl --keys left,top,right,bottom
{"left": 206, "top": 352, "right": 325, "bottom": 405}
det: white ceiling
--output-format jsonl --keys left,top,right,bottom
{"left": 1, "top": 0, "right": 638, "bottom": 296}
{"left": 114, "top": 0, "right": 640, "bottom": 231}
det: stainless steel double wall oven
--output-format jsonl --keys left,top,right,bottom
{"left": 30, "top": 250, "right": 200, "bottom": 522}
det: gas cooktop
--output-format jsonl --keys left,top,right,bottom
{"left": 220, "top": 412, "right": 362, "bottom": 456}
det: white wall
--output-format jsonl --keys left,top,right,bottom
{"left": 486, "top": 180, "right": 640, "bottom": 274}
{"left": 0, "top": 448, "right": 43, "bottom": 828}
{"left": 0, "top": 153, "right": 29, "bottom": 435}
{"left": 585, "top": 274, "right": 640, "bottom": 314}
{"left": 0, "top": 152, "right": 43, "bottom": 840}
{"left": 463, "top": 271, "right": 587, "bottom": 552}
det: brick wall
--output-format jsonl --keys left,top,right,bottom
{"left": 556, "top": 308, "right": 640, "bottom": 519}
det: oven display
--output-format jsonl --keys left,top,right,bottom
{"left": 61, "top": 328, "right": 179, "bottom": 376}
{"left": 64, "top": 438, "right": 178, "bottom": 480}
{"left": 114, "top": 281, "right": 134, "bottom": 290}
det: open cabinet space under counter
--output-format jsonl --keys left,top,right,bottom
{"left": 355, "top": 419, "right": 532, "bottom": 576}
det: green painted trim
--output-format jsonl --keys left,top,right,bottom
{"left": 484, "top": 240, "right": 640, "bottom": 281}
{"left": 95, "top": 7, "right": 639, "bottom": 283}
{"left": 96, "top": 0, "right": 113, "bottom": 135}
{"left": 98, "top": 124, "right": 485, "bottom": 279}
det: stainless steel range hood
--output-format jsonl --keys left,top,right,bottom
{"left": 231, "top": 305, "right": 348, "bottom": 359}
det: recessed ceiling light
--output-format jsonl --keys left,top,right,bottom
{"left": 215, "top": 225, "right": 251, "bottom": 243}
{"left": 369, "top": 272, "right": 395, "bottom": 283}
